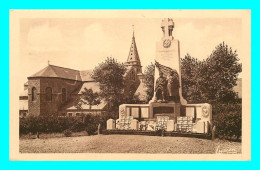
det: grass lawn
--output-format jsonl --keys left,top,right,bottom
{"left": 19, "top": 134, "right": 241, "bottom": 154}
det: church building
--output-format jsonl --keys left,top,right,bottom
{"left": 19, "top": 30, "right": 146, "bottom": 117}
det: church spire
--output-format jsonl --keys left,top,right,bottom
{"left": 126, "top": 25, "right": 141, "bottom": 65}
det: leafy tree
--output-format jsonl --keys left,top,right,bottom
{"left": 181, "top": 42, "right": 241, "bottom": 104}
{"left": 91, "top": 57, "right": 126, "bottom": 111}
{"left": 81, "top": 87, "right": 101, "bottom": 110}
{"left": 125, "top": 84, "right": 142, "bottom": 104}
{"left": 181, "top": 54, "right": 207, "bottom": 103}
{"left": 143, "top": 63, "right": 155, "bottom": 103}
{"left": 73, "top": 98, "right": 84, "bottom": 115}
{"left": 204, "top": 42, "right": 242, "bottom": 103}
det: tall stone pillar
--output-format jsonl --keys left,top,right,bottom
{"left": 151, "top": 18, "right": 187, "bottom": 105}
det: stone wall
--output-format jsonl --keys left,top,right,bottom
{"left": 28, "top": 78, "right": 41, "bottom": 116}
{"left": 28, "top": 77, "right": 82, "bottom": 116}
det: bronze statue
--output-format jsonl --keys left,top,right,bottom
{"left": 155, "top": 72, "right": 167, "bottom": 102}
{"left": 167, "top": 71, "right": 180, "bottom": 103}
{"left": 154, "top": 61, "right": 181, "bottom": 103}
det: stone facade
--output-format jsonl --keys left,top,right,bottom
{"left": 28, "top": 77, "right": 82, "bottom": 116}
{"left": 21, "top": 30, "right": 144, "bottom": 117}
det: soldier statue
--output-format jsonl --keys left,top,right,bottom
{"left": 167, "top": 71, "right": 180, "bottom": 103}
{"left": 155, "top": 72, "right": 167, "bottom": 102}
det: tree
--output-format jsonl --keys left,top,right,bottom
{"left": 181, "top": 54, "right": 207, "bottom": 103}
{"left": 73, "top": 98, "right": 84, "bottom": 115}
{"left": 81, "top": 87, "right": 101, "bottom": 110}
{"left": 143, "top": 63, "right": 155, "bottom": 103}
{"left": 181, "top": 42, "right": 242, "bottom": 104}
{"left": 91, "top": 57, "right": 126, "bottom": 111}
{"left": 204, "top": 42, "right": 242, "bottom": 103}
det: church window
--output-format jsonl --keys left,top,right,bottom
{"left": 46, "top": 87, "right": 52, "bottom": 102}
{"left": 62, "top": 88, "right": 67, "bottom": 102}
{"left": 32, "top": 87, "right": 36, "bottom": 101}
{"left": 76, "top": 113, "right": 80, "bottom": 117}
{"left": 132, "top": 71, "right": 135, "bottom": 80}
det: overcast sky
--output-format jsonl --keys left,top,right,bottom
{"left": 18, "top": 17, "right": 243, "bottom": 92}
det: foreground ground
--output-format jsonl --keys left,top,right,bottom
{"left": 19, "top": 134, "right": 241, "bottom": 154}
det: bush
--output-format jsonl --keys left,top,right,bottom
{"left": 212, "top": 104, "right": 241, "bottom": 141}
{"left": 63, "top": 129, "right": 72, "bottom": 137}
{"left": 19, "top": 112, "right": 117, "bottom": 136}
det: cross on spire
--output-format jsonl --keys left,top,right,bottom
{"left": 48, "top": 60, "right": 50, "bottom": 65}
{"left": 132, "top": 24, "right": 135, "bottom": 37}
{"left": 161, "top": 18, "right": 174, "bottom": 38}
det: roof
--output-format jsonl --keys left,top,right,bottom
{"left": 123, "top": 66, "right": 134, "bottom": 77}
{"left": 67, "top": 100, "right": 107, "bottom": 110}
{"left": 80, "top": 70, "right": 94, "bottom": 81}
{"left": 134, "top": 81, "right": 149, "bottom": 101}
{"left": 19, "top": 100, "right": 28, "bottom": 110}
{"left": 73, "top": 81, "right": 100, "bottom": 94}
{"left": 29, "top": 65, "right": 95, "bottom": 82}
{"left": 233, "top": 78, "right": 242, "bottom": 98}
{"left": 29, "top": 64, "right": 82, "bottom": 81}
{"left": 126, "top": 32, "right": 141, "bottom": 64}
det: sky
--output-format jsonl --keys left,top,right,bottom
{"left": 18, "top": 17, "right": 243, "bottom": 92}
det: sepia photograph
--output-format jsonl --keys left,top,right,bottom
{"left": 9, "top": 10, "right": 251, "bottom": 161}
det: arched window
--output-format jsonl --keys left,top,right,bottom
{"left": 132, "top": 71, "right": 135, "bottom": 80}
{"left": 32, "top": 87, "right": 36, "bottom": 101}
{"left": 62, "top": 88, "right": 67, "bottom": 102}
{"left": 46, "top": 87, "right": 52, "bottom": 102}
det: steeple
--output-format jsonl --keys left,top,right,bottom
{"left": 125, "top": 25, "right": 141, "bottom": 68}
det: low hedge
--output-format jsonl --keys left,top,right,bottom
{"left": 212, "top": 104, "right": 241, "bottom": 141}
{"left": 19, "top": 112, "right": 118, "bottom": 136}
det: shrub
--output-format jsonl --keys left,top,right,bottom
{"left": 19, "top": 112, "right": 116, "bottom": 135}
{"left": 212, "top": 104, "right": 241, "bottom": 141}
{"left": 63, "top": 129, "right": 72, "bottom": 137}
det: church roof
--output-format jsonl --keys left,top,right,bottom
{"left": 134, "top": 81, "right": 149, "bottom": 102}
{"left": 29, "top": 64, "right": 82, "bottom": 81}
{"left": 80, "top": 70, "right": 94, "bottom": 81}
{"left": 29, "top": 65, "right": 95, "bottom": 82}
{"left": 73, "top": 81, "right": 100, "bottom": 94}
{"left": 126, "top": 32, "right": 141, "bottom": 65}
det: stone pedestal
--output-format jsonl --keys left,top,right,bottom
{"left": 166, "top": 120, "right": 175, "bottom": 131}
{"left": 149, "top": 102, "right": 180, "bottom": 120}
{"left": 192, "top": 121, "right": 205, "bottom": 133}
{"left": 107, "top": 119, "right": 115, "bottom": 130}
{"left": 130, "top": 119, "right": 139, "bottom": 130}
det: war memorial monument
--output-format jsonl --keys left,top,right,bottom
{"left": 107, "top": 18, "right": 212, "bottom": 134}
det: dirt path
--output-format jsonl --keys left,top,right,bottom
{"left": 19, "top": 135, "right": 241, "bottom": 154}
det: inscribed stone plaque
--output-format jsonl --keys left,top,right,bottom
{"left": 166, "top": 120, "right": 175, "bottom": 131}
{"left": 186, "top": 107, "right": 195, "bottom": 117}
{"left": 196, "top": 106, "right": 202, "bottom": 118}
{"left": 107, "top": 119, "right": 115, "bottom": 130}
{"left": 141, "top": 107, "right": 149, "bottom": 118}
{"left": 130, "top": 119, "right": 139, "bottom": 130}
{"left": 131, "top": 107, "right": 139, "bottom": 118}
